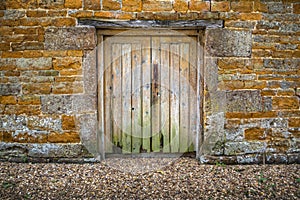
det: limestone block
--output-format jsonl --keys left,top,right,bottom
{"left": 45, "top": 27, "right": 96, "bottom": 50}
{"left": 205, "top": 29, "right": 252, "bottom": 57}
{"left": 41, "top": 95, "right": 73, "bottom": 114}
{"left": 224, "top": 141, "right": 266, "bottom": 156}
{"left": 225, "top": 90, "right": 262, "bottom": 112}
{"left": 0, "top": 84, "right": 21, "bottom": 95}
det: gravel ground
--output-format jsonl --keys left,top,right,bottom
{"left": 0, "top": 157, "right": 299, "bottom": 199}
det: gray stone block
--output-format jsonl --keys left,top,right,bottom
{"left": 72, "top": 95, "right": 97, "bottom": 113}
{"left": 77, "top": 113, "right": 99, "bottom": 157}
{"left": 262, "top": 97, "right": 272, "bottom": 111}
{"left": 205, "top": 29, "right": 252, "bottom": 57}
{"left": 256, "top": 21, "right": 280, "bottom": 30}
{"left": 28, "top": 143, "right": 87, "bottom": 158}
{"left": 0, "top": 84, "right": 21, "bottom": 95}
{"left": 266, "top": 2, "right": 292, "bottom": 14}
{"left": 16, "top": 58, "right": 52, "bottom": 70}
{"left": 27, "top": 116, "right": 62, "bottom": 131}
{"left": 0, "top": 115, "right": 27, "bottom": 131}
{"left": 224, "top": 141, "right": 266, "bottom": 156}
{"left": 226, "top": 90, "right": 262, "bottom": 112}
{"left": 38, "top": 0, "right": 64, "bottom": 8}
{"left": 0, "top": 142, "right": 29, "bottom": 157}
{"left": 3, "top": 10, "right": 25, "bottom": 19}
{"left": 237, "top": 154, "right": 263, "bottom": 164}
{"left": 225, "top": 128, "right": 244, "bottom": 142}
{"left": 41, "top": 95, "right": 73, "bottom": 114}
{"left": 288, "top": 153, "right": 300, "bottom": 164}
{"left": 83, "top": 50, "right": 97, "bottom": 95}
{"left": 41, "top": 95, "right": 97, "bottom": 114}
{"left": 263, "top": 58, "right": 300, "bottom": 69}
{"left": 266, "top": 154, "right": 288, "bottom": 164}
{"left": 45, "top": 27, "right": 97, "bottom": 50}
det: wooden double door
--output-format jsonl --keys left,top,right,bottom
{"left": 101, "top": 32, "right": 199, "bottom": 154}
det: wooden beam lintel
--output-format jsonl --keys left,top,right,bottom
{"left": 78, "top": 19, "right": 224, "bottom": 29}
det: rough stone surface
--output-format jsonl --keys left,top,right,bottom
{"left": 28, "top": 143, "right": 90, "bottom": 158}
{"left": 27, "top": 116, "right": 62, "bottom": 132}
{"left": 202, "top": 113, "right": 226, "bottom": 155}
{"left": 205, "top": 29, "right": 252, "bottom": 57}
{"left": 38, "top": 0, "right": 64, "bottom": 8}
{"left": 226, "top": 90, "right": 262, "bottom": 112}
{"left": 16, "top": 58, "right": 52, "bottom": 70}
{"left": 45, "top": 27, "right": 96, "bottom": 50}
{"left": 266, "top": 154, "right": 288, "bottom": 164}
{"left": 0, "top": 115, "right": 27, "bottom": 131}
{"left": 0, "top": 142, "right": 92, "bottom": 160}
{"left": 225, "top": 128, "right": 244, "bottom": 142}
{"left": 83, "top": 50, "right": 97, "bottom": 95}
{"left": 237, "top": 154, "right": 263, "bottom": 164}
{"left": 0, "top": 84, "right": 21, "bottom": 95}
{"left": 224, "top": 141, "right": 266, "bottom": 156}
{"left": 263, "top": 59, "right": 300, "bottom": 69}
{"left": 72, "top": 95, "right": 97, "bottom": 113}
{"left": 3, "top": 9, "right": 25, "bottom": 19}
{"left": 77, "top": 113, "right": 99, "bottom": 157}
{"left": 41, "top": 95, "right": 73, "bottom": 114}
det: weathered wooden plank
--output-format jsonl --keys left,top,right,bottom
{"left": 121, "top": 44, "right": 132, "bottom": 153}
{"left": 142, "top": 43, "right": 151, "bottom": 153}
{"left": 97, "top": 35, "right": 105, "bottom": 159}
{"left": 179, "top": 43, "right": 190, "bottom": 153}
{"left": 160, "top": 42, "right": 170, "bottom": 153}
{"left": 170, "top": 44, "right": 180, "bottom": 153}
{"left": 80, "top": 19, "right": 224, "bottom": 29}
{"left": 104, "top": 39, "right": 113, "bottom": 153}
{"left": 151, "top": 37, "right": 161, "bottom": 152}
{"left": 131, "top": 43, "right": 142, "bottom": 153}
{"left": 102, "top": 34, "right": 200, "bottom": 155}
{"left": 196, "top": 34, "right": 204, "bottom": 157}
{"left": 111, "top": 43, "right": 122, "bottom": 153}
{"left": 97, "top": 29, "right": 200, "bottom": 36}
{"left": 189, "top": 37, "right": 198, "bottom": 152}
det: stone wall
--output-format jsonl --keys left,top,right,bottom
{"left": 0, "top": 0, "right": 299, "bottom": 163}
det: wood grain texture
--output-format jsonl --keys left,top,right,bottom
{"left": 131, "top": 43, "right": 142, "bottom": 153}
{"left": 170, "top": 43, "right": 180, "bottom": 153}
{"left": 102, "top": 33, "right": 200, "bottom": 154}
{"left": 79, "top": 19, "right": 223, "bottom": 29}
{"left": 142, "top": 41, "right": 151, "bottom": 153}
{"left": 121, "top": 43, "right": 132, "bottom": 153}
{"left": 179, "top": 43, "right": 189, "bottom": 153}
{"left": 104, "top": 39, "right": 113, "bottom": 153}
{"left": 160, "top": 43, "right": 170, "bottom": 153}
{"left": 151, "top": 38, "right": 161, "bottom": 152}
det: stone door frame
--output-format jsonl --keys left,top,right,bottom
{"left": 79, "top": 19, "right": 224, "bottom": 160}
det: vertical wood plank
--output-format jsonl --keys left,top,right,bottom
{"left": 121, "top": 44, "right": 132, "bottom": 153}
{"left": 142, "top": 42, "right": 151, "bottom": 153}
{"left": 131, "top": 43, "right": 142, "bottom": 153}
{"left": 151, "top": 37, "right": 161, "bottom": 152}
{"left": 102, "top": 34, "right": 198, "bottom": 155}
{"left": 179, "top": 43, "right": 189, "bottom": 153}
{"left": 170, "top": 43, "right": 180, "bottom": 153}
{"left": 111, "top": 43, "right": 122, "bottom": 153}
{"left": 97, "top": 35, "right": 105, "bottom": 159}
{"left": 161, "top": 43, "right": 170, "bottom": 153}
{"left": 196, "top": 34, "right": 204, "bottom": 157}
{"left": 104, "top": 40, "right": 113, "bottom": 153}
{"left": 189, "top": 38, "right": 198, "bottom": 152}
